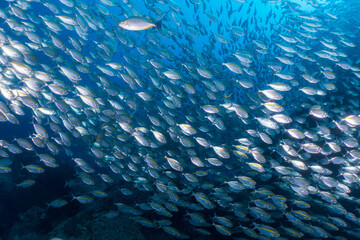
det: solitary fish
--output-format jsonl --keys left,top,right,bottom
{"left": 119, "top": 16, "right": 161, "bottom": 31}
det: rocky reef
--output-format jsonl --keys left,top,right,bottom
{"left": 6, "top": 205, "right": 147, "bottom": 240}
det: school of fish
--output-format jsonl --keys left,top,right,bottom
{"left": 1, "top": 0, "right": 360, "bottom": 239}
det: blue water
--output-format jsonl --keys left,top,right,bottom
{"left": 1, "top": 0, "right": 360, "bottom": 239}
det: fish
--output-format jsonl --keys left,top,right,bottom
{"left": 1, "top": 0, "right": 360, "bottom": 239}
{"left": 119, "top": 16, "right": 158, "bottom": 31}
{"left": 119, "top": 12, "right": 168, "bottom": 31}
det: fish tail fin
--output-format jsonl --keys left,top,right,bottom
{"left": 70, "top": 193, "right": 76, "bottom": 201}
{"left": 130, "top": 109, "right": 137, "bottom": 118}
{"left": 155, "top": 10, "right": 169, "bottom": 29}
{"left": 155, "top": 19, "right": 163, "bottom": 29}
